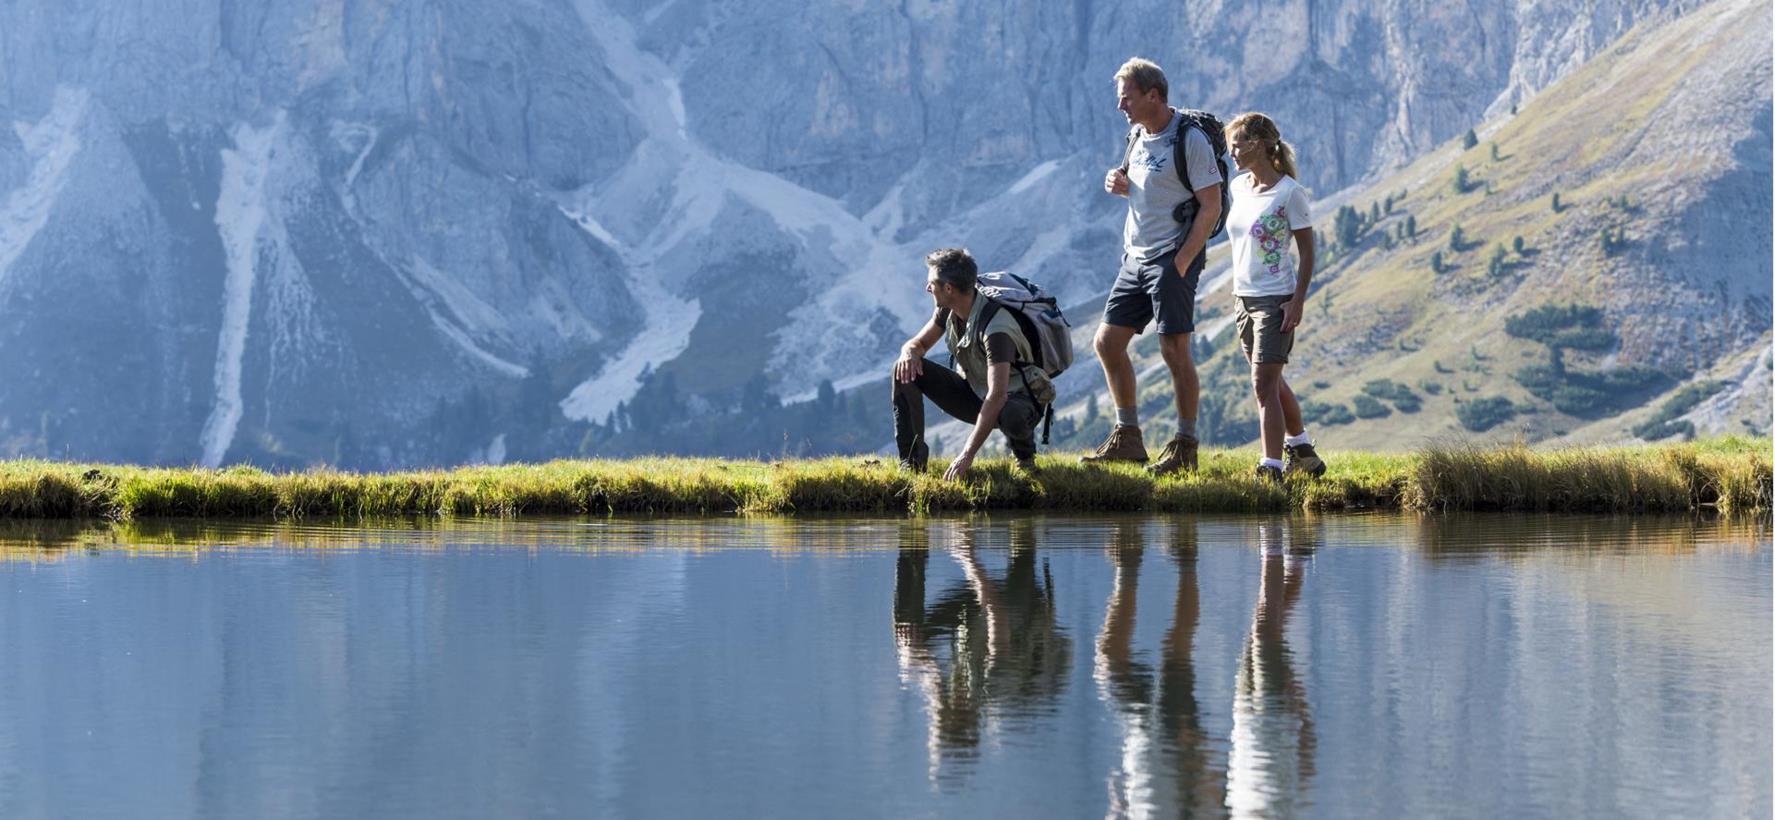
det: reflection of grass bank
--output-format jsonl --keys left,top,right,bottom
{"left": 0, "top": 438, "right": 1766, "bottom": 519}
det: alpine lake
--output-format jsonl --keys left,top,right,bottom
{"left": 0, "top": 513, "right": 1768, "bottom": 818}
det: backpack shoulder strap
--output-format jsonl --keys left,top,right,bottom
{"left": 1172, "top": 108, "right": 1197, "bottom": 192}
{"left": 1120, "top": 125, "right": 1140, "bottom": 172}
{"left": 972, "top": 298, "right": 1041, "bottom": 370}
{"left": 971, "top": 298, "right": 1004, "bottom": 349}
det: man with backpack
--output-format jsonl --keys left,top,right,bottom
{"left": 892, "top": 248, "right": 1064, "bottom": 480}
{"left": 1082, "top": 57, "right": 1227, "bottom": 476}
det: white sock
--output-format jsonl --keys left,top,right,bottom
{"left": 1260, "top": 457, "right": 1284, "bottom": 470}
{"left": 1285, "top": 431, "right": 1312, "bottom": 447}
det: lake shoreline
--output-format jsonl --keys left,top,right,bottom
{"left": 0, "top": 439, "right": 1767, "bottom": 520}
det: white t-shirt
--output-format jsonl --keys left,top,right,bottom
{"left": 1123, "top": 111, "right": 1224, "bottom": 261}
{"left": 1227, "top": 172, "right": 1313, "bottom": 296}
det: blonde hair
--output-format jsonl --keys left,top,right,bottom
{"left": 1114, "top": 57, "right": 1168, "bottom": 100}
{"left": 1225, "top": 112, "right": 1298, "bottom": 180}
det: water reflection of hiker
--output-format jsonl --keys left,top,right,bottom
{"left": 892, "top": 249, "right": 1052, "bottom": 479}
{"left": 1096, "top": 519, "right": 1227, "bottom": 817}
{"left": 892, "top": 520, "right": 1072, "bottom": 781}
{"left": 1225, "top": 519, "right": 1319, "bottom": 817}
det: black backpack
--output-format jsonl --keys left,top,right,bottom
{"left": 1120, "top": 107, "right": 1231, "bottom": 239}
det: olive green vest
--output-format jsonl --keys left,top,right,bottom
{"left": 944, "top": 295, "right": 1055, "bottom": 403}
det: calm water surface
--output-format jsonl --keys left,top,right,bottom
{"left": 0, "top": 514, "right": 1768, "bottom": 818}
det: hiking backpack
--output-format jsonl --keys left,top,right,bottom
{"left": 1120, "top": 107, "right": 1232, "bottom": 239}
{"left": 971, "top": 271, "right": 1072, "bottom": 442}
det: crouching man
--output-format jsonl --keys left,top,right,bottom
{"left": 893, "top": 248, "right": 1049, "bottom": 480}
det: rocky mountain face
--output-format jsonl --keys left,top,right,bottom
{"left": 0, "top": 0, "right": 1717, "bottom": 465}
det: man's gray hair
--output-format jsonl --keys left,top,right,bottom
{"left": 925, "top": 247, "right": 978, "bottom": 291}
{"left": 1114, "top": 57, "right": 1168, "bottom": 100}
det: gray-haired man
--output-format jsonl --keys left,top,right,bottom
{"left": 1083, "top": 57, "right": 1223, "bottom": 476}
{"left": 892, "top": 248, "right": 1047, "bottom": 480}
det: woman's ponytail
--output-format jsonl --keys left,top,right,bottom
{"left": 1227, "top": 112, "right": 1301, "bottom": 180}
{"left": 1273, "top": 139, "right": 1298, "bottom": 180}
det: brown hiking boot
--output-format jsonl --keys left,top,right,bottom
{"left": 1145, "top": 434, "right": 1199, "bottom": 476}
{"left": 1015, "top": 453, "right": 1040, "bottom": 474}
{"left": 1080, "top": 426, "right": 1148, "bottom": 465}
{"left": 1284, "top": 442, "right": 1327, "bottom": 478}
{"left": 1256, "top": 463, "right": 1284, "bottom": 484}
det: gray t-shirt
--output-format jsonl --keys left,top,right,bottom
{"left": 1122, "top": 111, "right": 1224, "bottom": 261}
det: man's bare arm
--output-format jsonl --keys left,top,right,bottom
{"left": 943, "top": 361, "right": 1011, "bottom": 480}
{"left": 894, "top": 314, "right": 946, "bottom": 384}
{"left": 1173, "top": 183, "right": 1222, "bottom": 271}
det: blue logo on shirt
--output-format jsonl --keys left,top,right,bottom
{"left": 1135, "top": 148, "right": 1167, "bottom": 173}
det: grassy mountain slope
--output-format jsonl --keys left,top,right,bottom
{"left": 987, "top": 0, "right": 1772, "bottom": 456}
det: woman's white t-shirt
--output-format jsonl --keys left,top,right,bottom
{"left": 1227, "top": 173, "right": 1313, "bottom": 297}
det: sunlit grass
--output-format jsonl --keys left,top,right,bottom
{"left": 1404, "top": 437, "right": 1770, "bottom": 514}
{"left": 0, "top": 438, "right": 1766, "bottom": 519}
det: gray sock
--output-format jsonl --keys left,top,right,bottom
{"left": 1177, "top": 417, "right": 1196, "bottom": 440}
{"left": 1115, "top": 406, "right": 1139, "bottom": 428}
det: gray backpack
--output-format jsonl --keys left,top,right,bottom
{"left": 972, "top": 271, "right": 1072, "bottom": 442}
{"left": 973, "top": 271, "right": 1073, "bottom": 379}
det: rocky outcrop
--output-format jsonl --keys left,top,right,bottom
{"left": 0, "top": 0, "right": 1731, "bottom": 465}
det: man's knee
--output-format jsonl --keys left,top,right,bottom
{"left": 1002, "top": 421, "right": 1039, "bottom": 459}
{"left": 1095, "top": 325, "right": 1133, "bottom": 359}
{"left": 1000, "top": 397, "right": 1038, "bottom": 433}
{"left": 892, "top": 374, "right": 924, "bottom": 403}
{"left": 1159, "top": 333, "right": 1193, "bottom": 367}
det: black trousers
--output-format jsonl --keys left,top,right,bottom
{"left": 892, "top": 359, "right": 1039, "bottom": 461}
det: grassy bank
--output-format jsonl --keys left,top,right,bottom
{"left": 0, "top": 439, "right": 1766, "bottom": 520}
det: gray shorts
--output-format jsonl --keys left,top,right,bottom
{"left": 1237, "top": 295, "right": 1295, "bottom": 365}
{"left": 1103, "top": 249, "right": 1202, "bottom": 336}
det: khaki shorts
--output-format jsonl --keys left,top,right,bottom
{"left": 1236, "top": 295, "right": 1295, "bottom": 365}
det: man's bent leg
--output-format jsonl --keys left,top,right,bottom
{"left": 891, "top": 378, "right": 929, "bottom": 470}
{"left": 916, "top": 362, "right": 986, "bottom": 424}
{"left": 892, "top": 359, "right": 979, "bottom": 470}
{"left": 997, "top": 395, "right": 1040, "bottom": 464}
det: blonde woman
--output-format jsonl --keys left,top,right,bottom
{"left": 1223, "top": 113, "right": 1326, "bottom": 481}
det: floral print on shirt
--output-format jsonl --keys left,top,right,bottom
{"left": 1247, "top": 205, "right": 1292, "bottom": 275}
